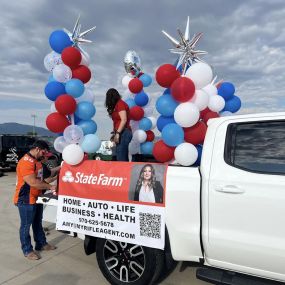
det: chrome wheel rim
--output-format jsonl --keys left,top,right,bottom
{"left": 103, "top": 240, "right": 145, "bottom": 282}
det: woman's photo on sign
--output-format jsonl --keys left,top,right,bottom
{"left": 128, "top": 164, "right": 166, "bottom": 204}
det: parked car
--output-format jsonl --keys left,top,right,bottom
{"left": 0, "top": 135, "right": 60, "bottom": 170}
{"left": 38, "top": 112, "right": 285, "bottom": 285}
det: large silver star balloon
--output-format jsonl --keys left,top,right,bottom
{"left": 162, "top": 16, "right": 207, "bottom": 74}
{"left": 64, "top": 15, "right": 96, "bottom": 52}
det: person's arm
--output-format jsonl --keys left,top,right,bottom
{"left": 23, "top": 173, "right": 56, "bottom": 191}
{"left": 114, "top": 110, "right": 127, "bottom": 143}
{"left": 44, "top": 175, "right": 58, "bottom": 184}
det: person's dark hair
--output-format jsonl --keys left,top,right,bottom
{"left": 136, "top": 164, "right": 156, "bottom": 190}
{"left": 30, "top": 140, "right": 50, "bottom": 151}
{"left": 105, "top": 88, "right": 122, "bottom": 115}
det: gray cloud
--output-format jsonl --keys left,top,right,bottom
{"left": 0, "top": 0, "right": 285, "bottom": 139}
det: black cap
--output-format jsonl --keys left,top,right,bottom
{"left": 30, "top": 140, "right": 50, "bottom": 151}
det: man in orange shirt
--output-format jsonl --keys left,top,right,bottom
{"left": 14, "top": 140, "right": 57, "bottom": 260}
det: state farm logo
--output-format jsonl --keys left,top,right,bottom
{"left": 62, "top": 171, "right": 74, "bottom": 183}
{"left": 61, "top": 171, "right": 124, "bottom": 187}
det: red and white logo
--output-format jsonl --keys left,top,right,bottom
{"left": 62, "top": 171, "right": 75, "bottom": 183}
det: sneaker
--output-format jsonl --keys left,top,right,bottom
{"left": 25, "top": 251, "right": 40, "bottom": 260}
{"left": 41, "top": 243, "right": 56, "bottom": 251}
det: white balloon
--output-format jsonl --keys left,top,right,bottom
{"left": 174, "top": 143, "right": 198, "bottom": 166}
{"left": 208, "top": 95, "right": 225, "bottom": 112}
{"left": 50, "top": 102, "right": 56, "bottom": 113}
{"left": 63, "top": 125, "right": 84, "bottom": 144}
{"left": 62, "top": 144, "right": 84, "bottom": 165}
{"left": 143, "top": 105, "right": 153, "bottom": 117}
{"left": 203, "top": 84, "right": 217, "bottom": 96}
{"left": 174, "top": 102, "right": 200, "bottom": 128}
{"left": 185, "top": 63, "right": 213, "bottom": 89}
{"left": 44, "top": 51, "right": 63, "bottom": 72}
{"left": 191, "top": 89, "right": 209, "bottom": 111}
{"left": 147, "top": 116, "right": 157, "bottom": 130}
{"left": 129, "top": 141, "right": 140, "bottom": 155}
{"left": 130, "top": 120, "right": 139, "bottom": 132}
{"left": 76, "top": 88, "right": 95, "bottom": 103}
{"left": 122, "top": 75, "right": 132, "bottom": 87}
{"left": 53, "top": 64, "right": 72, "bottom": 83}
{"left": 53, "top": 136, "right": 68, "bottom": 153}
{"left": 80, "top": 51, "right": 90, "bottom": 66}
{"left": 133, "top": 129, "right": 147, "bottom": 143}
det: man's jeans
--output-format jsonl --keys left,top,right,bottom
{"left": 17, "top": 203, "right": 47, "bottom": 256}
{"left": 116, "top": 128, "right": 132, "bottom": 161}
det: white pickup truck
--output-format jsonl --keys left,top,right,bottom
{"left": 39, "top": 112, "right": 285, "bottom": 285}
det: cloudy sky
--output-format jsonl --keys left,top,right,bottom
{"left": 0, "top": 0, "right": 284, "bottom": 139}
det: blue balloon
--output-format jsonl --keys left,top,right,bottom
{"left": 163, "top": 88, "right": 171, "bottom": 95}
{"left": 134, "top": 91, "right": 149, "bottom": 107}
{"left": 156, "top": 94, "right": 178, "bottom": 117}
{"left": 74, "top": 114, "right": 81, "bottom": 124}
{"left": 162, "top": 123, "right": 184, "bottom": 147}
{"left": 140, "top": 141, "right": 154, "bottom": 155}
{"left": 139, "top": 117, "right": 152, "bottom": 131}
{"left": 77, "top": 120, "right": 97, "bottom": 135}
{"left": 65, "top": 79, "right": 85, "bottom": 98}
{"left": 139, "top": 74, "right": 152, "bottom": 87}
{"left": 75, "top": 102, "right": 96, "bottom": 120}
{"left": 49, "top": 30, "right": 72, "bottom": 54}
{"left": 218, "top": 82, "right": 235, "bottom": 101}
{"left": 157, "top": 116, "right": 176, "bottom": 132}
{"left": 194, "top": 145, "right": 203, "bottom": 166}
{"left": 222, "top": 96, "right": 241, "bottom": 113}
{"left": 81, "top": 134, "right": 101, "bottom": 154}
{"left": 125, "top": 98, "right": 136, "bottom": 108}
{"left": 44, "top": 81, "right": 65, "bottom": 101}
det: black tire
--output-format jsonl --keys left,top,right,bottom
{"left": 96, "top": 238, "right": 164, "bottom": 285}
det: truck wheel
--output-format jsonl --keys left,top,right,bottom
{"left": 96, "top": 238, "right": 164, "bottom": 285}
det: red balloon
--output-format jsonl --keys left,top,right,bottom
{"left": 202, "top": 110, "right": 219, "bottom": 123}
{"left": 61, "top": 47, "right": 82, "bottom": 69}
{"left": 200, "top": 107, "right": 210, "bottom": 118}
{"left": 153, "top": 140, "right": 175, "bottom": 162}
{"left": 46, "top": 112, "right": 71, "bottom": 133}
{"left": 129, "top": 106, "right": 144, "bottom": 121}
{"left": 146, "top": 130, "right": 155, "bottom": 142}
{"left": 72, "top": 65, "right": 91, "bottom": 83}
{"left": 184, "top": 121, "right": 207, "bottom": 145}
{"left": 155, "top": 64, "right": 180, "bottom": 88}
{"left": 171, "top": 77, "right": 195, "bottom": 102}
{"left": 128, "top": 78, "right": 143, "bottom": 93}
{"left": 55, "top": 94, "right": 77, "bottom": 115}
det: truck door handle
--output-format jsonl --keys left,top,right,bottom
{"left": 215, "top": 185, "right": 245, "bottom": 194}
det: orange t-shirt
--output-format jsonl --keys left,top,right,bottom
{"left": 14, "top": 153, "right": 43, "bottom": 205}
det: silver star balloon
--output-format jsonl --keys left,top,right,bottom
{"left": 64, "top": 15, "right": 96, "bottom": 52}
{"left": 162, "top": 16, "right": 207, "bottom": 74}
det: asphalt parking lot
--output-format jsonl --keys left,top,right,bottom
{"left": 0, "top": 171, "right": 206, "bottom": 285}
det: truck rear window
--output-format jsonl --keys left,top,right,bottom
{"left": 224, "top": 120, "right": 285, "bottom": 175}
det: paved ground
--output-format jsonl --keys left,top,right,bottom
{"left": 0, "top": 171, "right": 206, "bottom": 285}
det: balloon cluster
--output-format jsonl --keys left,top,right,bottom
{"left": 153, "top": 62, "right": 241, "bottom": 166}
{"left": 44, "top": 28, "right": 100, "bottom": 165}
{"left": 121, "top": 51, "right": 156, "bottom": 156}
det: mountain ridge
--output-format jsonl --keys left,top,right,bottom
{"left": 0, "top": 123, "right": 56, "bottom": 136}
